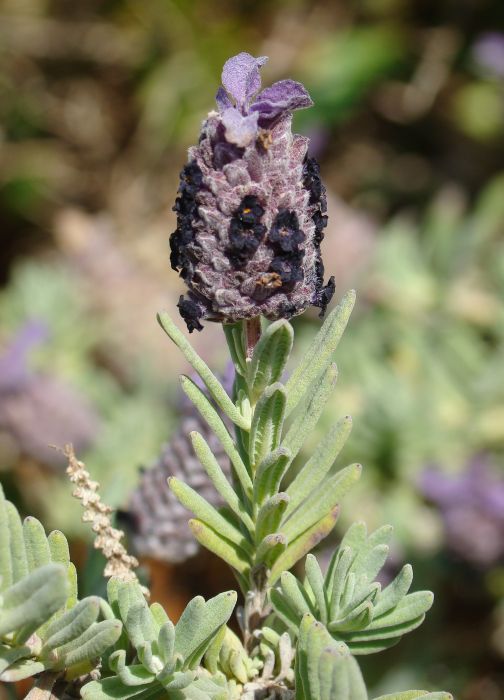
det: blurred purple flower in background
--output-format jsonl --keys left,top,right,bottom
{"left": 472, "top": 32, "right": 504, "bottom": 79}
{"left": 0, "top": 321, "right": 100, "bottom": 467}
{"left": 420, "top": 457, "right": 504, "bottom": 567}
{"left": 0, "top": 320, "right": 48, "bottom": 393}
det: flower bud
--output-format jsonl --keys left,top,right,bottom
{"left": 170, "top": 52, "right": 335, "bottom": 331}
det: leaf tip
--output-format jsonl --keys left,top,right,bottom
{"left": 188, "top": 519, "right": 202, "bottom": 535}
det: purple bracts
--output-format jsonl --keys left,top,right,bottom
{"left": 170, "top": 52, "right": 334, "bottom": 331}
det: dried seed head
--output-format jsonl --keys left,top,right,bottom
{"left": 170, "top": 52, "right": 335, "bottom": 331}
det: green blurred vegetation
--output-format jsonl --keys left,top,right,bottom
{"left": 0, "top": 0, "right": 503, "bottom": 698}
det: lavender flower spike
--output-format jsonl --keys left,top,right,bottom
{"left": 170, "top": 51, "right": 335, "bottom": 331}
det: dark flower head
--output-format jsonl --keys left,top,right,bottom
{"left": 170, "top": 52, "right": 335, "bottom": 331}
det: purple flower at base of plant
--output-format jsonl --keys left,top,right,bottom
{"left": 170, "top": 52, "right": 335, "bottom": 332}
{"left": 420, "top": 457, "right": 504, "bottom": 567}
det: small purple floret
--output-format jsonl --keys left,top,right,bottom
{"left": 250, "top": 79, "right": 314, "bottom": 126}
{"left": 221, "top": 52, "right": 268, "bottom": 111}
{"left": 215, "top": 52, "right": 313, "bottom": 143}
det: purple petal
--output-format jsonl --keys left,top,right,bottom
{"left": 250, "top": 79, "right": 313, "bottom": 126}
{"left": 221, "top": 52, "right": 268, "bottom": 109}
{"left": 221, "top": 107, "right": 259, "bottom": 147}
{"left": 215, "top": 86, "right": 233, "bottom": 112}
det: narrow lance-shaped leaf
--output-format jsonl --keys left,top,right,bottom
{"left": 66, "top": 563, "right": 78, "bottom": 611}
{"left": 0, "top": 487, "right": 13, "bottom": 590}
{"left": 294, "top": 614, "right": 311, "bottom": 700}
{"left": 149, "top": 603, "right": 169, "bottom": 633}
{"left": 281, "top": 464, "right": 362, "bottom": 543}
{"left": 346, "top": 655, "right": 368, "bottom": 700}
{"left": 0, "top": 660, "right": 45, "bottom": 683}
{"left": 282, "top": 363, "right": 338, "bottom": 467}
{"left": 248, "top": 320, "right": 293, "bottom": 399}
{"left": 222, "top": 323, "right": 247, "bottom": 377}
{"left": 5, "top": 501, "right": 28, "bottom": 585}
{"left": 254, "top": 447, "right": 291, "bottom": 506}
{"left": 255, "top": 493, "right": 289, "bottom": 544}
{"left": 328, "top": 547, "right": 354, "bottom": 618}
{"left": 81, "top": 675, "right": 153, "bottom": 700}
{"left": 173, "top": 596, "right": 205, "bottom": 662}
{"left": 189, "top": 519, "right": 250, "bottom": 580}
{"left": 329, "top": 599, "right": 374, "bottom": 633}
{"left": 118, "top": 584, "right": 158, "bottom": 652}
{"left": 52, "top": 620, "right": 122, "bottom": 670}
{"left": 373, "top": 565, "right": 413, "bottom": 617}
{"left": 336, "top": 521, "right": 367, "bottom": 555}
{"left": 43, "top": 529, "right": 73, "bottom": 630}
{"left": 254, "top": 533, "right": 287, "bottom": 568}
{"left": 0, "top": 564, "right": 68, "bottom": 641}
{"left": 354, "top": 544, "right": 390, "bottom": 591}
{"left": 279, "top": 571, "right": 314, "bottom": 621}
{"left": 158, "top": 312, "right": 250, "bottom": 429}
{"left": 157, "top": 620, "right": 175, "bottom": 667}
{"left": 174, "top": 591, "right": 237, "bottom": 668}
{"left": 286, "top": 289, "right": 355, "bottom": 415}
{"left": 23, "top": 517, "right": 51, "bottom": 572}
{"left": 42, "top": 597, "right": 100, "bottom": 654}
{"left": 340, "top": 595, "right": 433, "bottom": 655}
{"left": 190, "top": 431, "right": 254, "bottom": 533}
{"left": 295, "top": 614, "right": 348, "bottom": 700}
{"left": 340, "top": 572, "right": 356, "bottom": 612}
{"left": 270, "top": 506, "right": 340, "bottom": 584}
{"left": 347, "top": 525, "right": 393, "bottom": 582}
{"left": 319, "top": 648, "right": 349, "bottom": 700}
{"left": 47, "top": 530, "right": 70, "bottom": 567}
{"left": 136, "top": 642, "right": 158, "bottom": 675}
{"left": 180, "top": 375, "right": 253, "bottom": 496}
{"left": 285, "top": 415, "right": 352, "bottom": 518}
{"left": 169, "top": 477, "right": 253, "bottom": 554}
{"left": 364, "top": 591, "right": 434, "bottom": 631}
{"left": 249, "top": 383, "right": 286, "bottom": 469}
{"left": 203, "top": 624, "right": 226, "bottom": 675}
{"left": 105, "top": 578, "right": 129, "bottom": 654}
{"left": 269, "top": 588, "right": 304, "bottom": 635}
{"left": 304, "top": 554, "right": 328, "bottom": 624}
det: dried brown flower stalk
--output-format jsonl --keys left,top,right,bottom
{"left": 62, "top": 444, "right": 138, "bottom": 581}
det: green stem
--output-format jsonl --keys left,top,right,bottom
{"left": 245, "top": 317, "right": 262, "bottom": 360}
{"left": 226, "top": 317, "right": 277, "bottom": 647}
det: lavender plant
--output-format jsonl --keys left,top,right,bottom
{"left": 0, "top": 53, "right": 451, "bottom": 700}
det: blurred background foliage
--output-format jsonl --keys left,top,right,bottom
{"left": 0, "top": 0, "right": 503, "bottom": 698}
